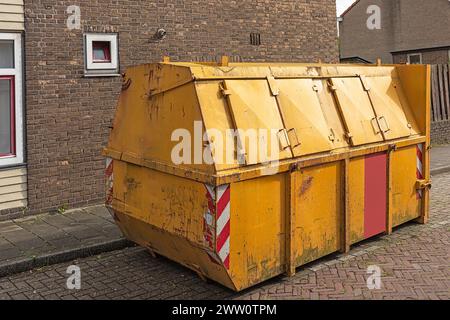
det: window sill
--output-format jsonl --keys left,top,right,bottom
{"left": 83, "top": 73, "right": 121, "bottom": 78}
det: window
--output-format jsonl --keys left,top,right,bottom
{"left": 84, "top": 33, "right": 119, "bottom": 76}
{"left": 407, "top": 53, "right": 422, "bottom": 64}
{"left": 92, "top": 41, "right": 111, "bottom": 63}
{"left": 0, "top": 76, "right": 15, "bottom": 157}
{"left": 0, "top": 33, "right": 23, "bottom": 167}
{"left": 250, "top": 33, "right": 261, "bottom": 46}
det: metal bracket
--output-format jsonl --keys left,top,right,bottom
{"left": 416, "top": 180, "right": 432, "bottom": 190}
{"left": 328, "top": 128, "right": 336, "bottom": 142}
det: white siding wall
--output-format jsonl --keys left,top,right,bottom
{"left": 0, "top": 168, "right": 27, "bottom": 211}
{"left": 0, "top": 0, "right": 24, "bottom": 31}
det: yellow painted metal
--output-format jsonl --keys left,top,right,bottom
{"left": 104, "top": 61, "right": 431, "bottom": 292}
{"left": 229, "top": 175, "right": 287, "bottom": 291}
{"left": 275, "top": 79, "right": 347, "bottom": 156}
{"left": 222, "top": 79, "right": 292, "bottom": 165}
{"left": 391, "top": 146, "right": 421, "bottom": 227}
{"left": 348, "top": 157, "right": 365, "bottom": 244}
{"left": 364, "top": 74, "right": 419, "bottom": 140}
{"left": 291, "top": 163, "right": 343, "bottom": 266}
{"left": 330, "top": 77, "right": 384, "bottom": 146}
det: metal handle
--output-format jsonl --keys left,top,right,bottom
{"left": 370, "top": 117, "right": 381, "bottom": 134}
{"left": 379, "top": 116, "right": 391, "bottom": 133}
{"left": 287, "top": 128, "right": 301, "bottom": 148}
{"left": 278, "top": 129, "right": 291, "bottom": 150}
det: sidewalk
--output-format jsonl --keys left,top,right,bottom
{"left": 0, "top": 144, "right": 449, "bottom": 278}
{"left": 431, "top": 144, "right": 450, "bottom": 175}
{"left": 0, "top": 206, "right": 132, "bottom": 277}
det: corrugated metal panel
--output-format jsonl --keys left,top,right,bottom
{"left": 0, "top": 167, "right": 27, "bottom": 210}
{"left": 0, "top": 0, "right": 24, "bottom": 31}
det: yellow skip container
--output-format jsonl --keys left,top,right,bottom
{"left": 103, "top": 60, "right": 431, "bottom": 291}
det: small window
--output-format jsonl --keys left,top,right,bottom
{"left": 250, "top": 33, "right": 261, "bottom": 46}
{"left": 84, "top": 33, "right": 119, "bottom": 76}
{"left": 92, "top": 41, "right": 111, "bottom": 63}
{"left": 0, "top": 40, "right": 14, "bottom": 68}
{"left": 407, "top": 53, "right": 422, "bottom": 64}
{"left": 0, "top": 76, "right": 15, "bottom": 157}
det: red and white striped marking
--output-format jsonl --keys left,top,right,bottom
{"left": 416, "top": 144, "right": 424, "bottom": 199}
{"left": 216, "top": 185, "right": 230, "bottom": 269}
{"left": 105, "top": 158, "right": 114, "bottom": 206}
{"left": 204, "top": 184, "right": 231, "bottom": 269}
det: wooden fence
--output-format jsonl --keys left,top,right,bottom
{"left": 431, "top": 64, "right": 450, "bottom": 122}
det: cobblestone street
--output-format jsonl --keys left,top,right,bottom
{"left": 0, "top": 173, "right": 449, "bottom": 300}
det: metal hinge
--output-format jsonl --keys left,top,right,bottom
{"left": 220, "top": 82, "right": 231, "bottom": 97}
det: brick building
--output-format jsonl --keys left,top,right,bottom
{"left": 0, "top": 0, "right": 339, "bottom": 219}
{"left": 339, "top": 0, "right": 450, "bottom": 144}
{"left": 339, "top": 0, "right": 450, "bottom": 64}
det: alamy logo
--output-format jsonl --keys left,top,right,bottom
{"left": 366, "top": 265, "right": 382, "bottom": 290}
{"left": 366, "top": 5, "right": 381, "bottom": 30}
{"left": 66, "top": 265, "right": 81, "bottom": 290}
{"left": 66, "top": 5, "right": 81, "bottom": 30}
{"left": 171, "top": 121, "right": 281, "bottom": 176}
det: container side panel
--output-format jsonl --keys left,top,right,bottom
{"left": 364, "top": 153, "right": 387, "bottom": 238}
{"left": 107, "top": 65, "right": 214, "bottom": 173}
{"left": 195, "top": 81, "right": 240, "bottom": 171}
{"left": 276, "top": 79, "right": 333, "bottom": 156}
{"left": 293, "top": 163, "right": 342, "bottom": 267}
{"left": 391, "top": 146, "right": 421, "bottom": 227}
{"left": 348, "top": 157, "right": 365, "bottom": 244}
{"left": 223, "top": 80, "right": 292, "bottom": 165}
{"left": 315, "top": 79, "right": 349, "bottom": 149}
{"left": 230, "top": 175, "right": 286, "bottom": 291}
{"left": 331, "top": 77, "right": 384, "bottom": 146}
{"left": 113, "top": 163, "right": 208, "bottom": 247}
{"left": 365, "top": 75, "right": 419, "bottom": 140}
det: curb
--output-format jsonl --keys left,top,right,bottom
{"left": 431, "top": 165, "right": 450, "bottom": 176}
{"left": 0, "top": 238, "right": 135, "bottom": 278}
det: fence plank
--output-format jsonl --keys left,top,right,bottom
{"left": 431, "top": 65, "right": 440, "bottom": 121}
{"left": 444, "top": 64, "right": 450, "bottom": 120}
{"left": 439, "top": 64, "right": 447, "bottom": 121}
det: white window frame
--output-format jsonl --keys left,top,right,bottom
{"left": 407, "top": 53, "right": 422, "bottom": 64}
{"left": 0, "top": 33, "right": 24, "bottom": 167}
{"left": 84, "top": 33, "right": 119, "bottom": 73}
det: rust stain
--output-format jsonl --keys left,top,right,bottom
{"left": 299, "top": 176, "right": 314, "bottom": 195}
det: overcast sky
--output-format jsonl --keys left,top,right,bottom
{"left": 336, "top": 0, "right": 357, "bottom": 16}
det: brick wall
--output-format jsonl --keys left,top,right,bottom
{"left": 431, "top": 121, "right": 450, "bottom": 145}
{"left": 339, "top": 0, "right": 450, "bottom": 63}
{"left": 16, "top": 0, "right": 338, "bottom": 217}
{"left": 393, "top": 48, "right": 450, "bottom": 64}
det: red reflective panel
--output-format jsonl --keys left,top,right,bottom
{"left": 364, "top": 153, "right": 387, "bottom": 239}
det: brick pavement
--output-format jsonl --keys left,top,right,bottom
{"left": 431, "top": 144, "right": 450, "bottom": 173}
{"left": 0, "top": 206, "right": 130, "bottom": 277}
{"left": 0, "top": 173, "right": 449, "bottom": 300}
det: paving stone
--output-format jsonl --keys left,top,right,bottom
{"left": 0, "top": 173, "right": 449, "bottom": 300}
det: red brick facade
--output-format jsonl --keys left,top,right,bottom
{"left": 12, "top": 0, "right": 339, "bottom": 217}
